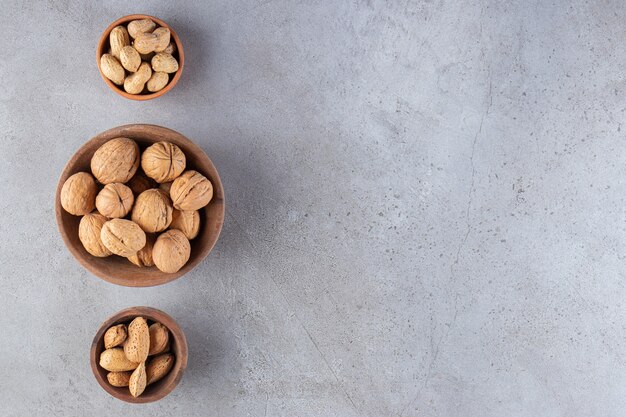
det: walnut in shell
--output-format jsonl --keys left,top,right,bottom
{"left": 131, "top": 189, "right": 173, "bottom": 233}
{"left": 159, "top": 181, "right": 172, "bottom": 194}
{"left": 78, "top": 212, "right": 112, "bottom": 257}
{"left": 127, "top": 234, "right": 155, "bottom": 267}
{"left": 127, "top": 170, "right": 156, "bottom": 196}
{"left": 153, "top": 229, "right": 190, "bottom": 273}
{"left": 170, "top": 209, "right": 200, "bottom": 240}
{"left": 90, "top": 138, "right": 140, "bottom": 184}
{"left": 170, "top": 170, "right": 213, "bottom": 211}
{"left": 100, "top": 219, "right": 146, "bottom": 257}
{"left": 141, "top": 141, "right": 186, "bottom": 183}
{"left": 95, "top": 183, "right": 134, "bottom": 218}
{"left": 60, "top": 172, "right": 97, "bottom": 216}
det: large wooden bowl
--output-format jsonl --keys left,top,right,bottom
{"left": 90, "top": 307, "right": 188, "bottom": 403}
{"left": 55, "top": 124, "right": 225, "bottom": 287}
{"left": 97, "top": 14, "right": 184, "bottom": 100}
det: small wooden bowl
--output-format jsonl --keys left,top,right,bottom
{"left": 97, "top": 14, "right": 184, "bottom": 100}
{"left": 90, "top": 307, "right": 188, "bottom": 403}
{"left": 55, "top": 124, "right": 225, "bottom": 287}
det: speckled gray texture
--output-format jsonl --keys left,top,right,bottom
{"left": 1, "top": 0, "right": 625, "bottom": 416}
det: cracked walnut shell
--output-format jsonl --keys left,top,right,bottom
{"left": 153, "top": 229, "right": 190, "bottom": 273}
{"left": 61, "top": 172, "right": 97, "bottom": 216}
{"left": 91, "top": 138, "right": 140, "bottom": 184}
{"left": 78, "top": 212, "right": 113, "bottom": 257}
{"left": 141, "top": 141, "right": 186, "bottom": 183}
{"left": 131, "top": 189, "right": 173, "bottom": 233}
{"left": 170, "top": 170, "right": 213, "bottom": 211}
{"left": 100, "top": 219, "right": 146, "bottom": 257}
{"left": 95, "top": 183, "right": 134, "bottom": 218}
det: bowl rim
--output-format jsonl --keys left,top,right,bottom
{"left": 90, "top": 306, "right": 189, "bottom": 403}
{"left": 55, "top": 124, "right": 225, "bottom": 287}
{"left": 96, "top": 14, "right": 185, "bottom": 101}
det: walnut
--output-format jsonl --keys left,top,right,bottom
{"left": 170, "top": 209, "right": 200, "bottom": 240}
{"left": 95, "top": 183, "right": 134, "bottom": 218}
{"left": 153, "top": 229, "right": 190, "bottom": 273}
{"left": 131, "top": 189, "right": 173, "bottom": 233}
{"left": 159, "top": 181, "right": 172, "bottom": 194}
{"left": 128, "top": 234, "right": 155, "bottom": 267}
{"left": 127, "top": 170, "right": 156, "bottom": 195}
{"left": 78, "top": 212, "right": 112, "bottom": 257}
{"left": 60, "top": 172, "right": 97, "bottom": 216}
{"left": 170, "top": 170, "right": 213, "bottom": 211}
{"left": 100, "top": 219, "right": 146, "bottom": 257}
{"left": 141, "top": 141, "right": 186, "bottom": 183}
{"left": 91, "top": 138, "right": 140, "bottom": 184}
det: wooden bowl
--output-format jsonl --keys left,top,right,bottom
{"left": 90, "top": 307, "right": 188, "bottom": 403}
{"left": 55, "top": 124, "right": 225, "bottom": 287}
{"left": 97, "top": 14, "right": 184, "bottom": 100}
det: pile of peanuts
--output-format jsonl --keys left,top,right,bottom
{"left": 100, "top": 18, "right": 179, "bottom": 94}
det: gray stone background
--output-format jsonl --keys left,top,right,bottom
{"left": 1, "top": 0, "right": 625, "bottom": 416}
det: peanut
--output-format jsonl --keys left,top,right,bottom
{"left": 153, "top": 27, "right": 171, "bottom": 52}
{"left": 109, "top": 26, "right": 130, "bottom": 59}
{"left": 163, "top": 42, "right": 176, "bottom": 55}
{"left": 100, "top": 54, "right": 124, "bottom": 85}
{"left": 124, "top": 62, "right": 152, "bottom": 94}
{"left": 128, "top": 19, "right": 156, "bottom": 39}
{"left": 120, "top": 45, "right": 141, "bottom": 72}
{"left": 151, "top": 53, "right": 178, "bottom": 73}
{"left": 133, "top": 32, "right": 159, "bottom": 54}
{"left": 146, "top": 72, "right": 169, "bottom": 92}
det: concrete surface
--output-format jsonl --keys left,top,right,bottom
{"left": 1, "top": 0, "right": 625, "bottom": 415}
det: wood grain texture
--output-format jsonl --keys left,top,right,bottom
{"left": 97, "top": 14, "right": 184, "bottom": 101}
{"left": 55, "top": 124, "right": 225, "bottom": 287}
{"left": 90, "top": 307, "right": 188, "bottom": 403}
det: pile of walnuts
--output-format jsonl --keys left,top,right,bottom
{"left": 99, "top": 317, "right": 175, "bottom": 398}
{"left": 100, "top": 18, "right": 179, "bottom": 94}
{"left": 60, "top": 137, "right": 213, "bottom": 273}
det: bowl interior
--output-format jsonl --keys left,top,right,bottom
{"left": 55, "top": 124, "right": 225, "bottom": 287}
{"left": 97, "top": 14, "right": 184, "bottom": 100}
{"left": 90, "top": 307, "right": 188, "bottom": 403}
